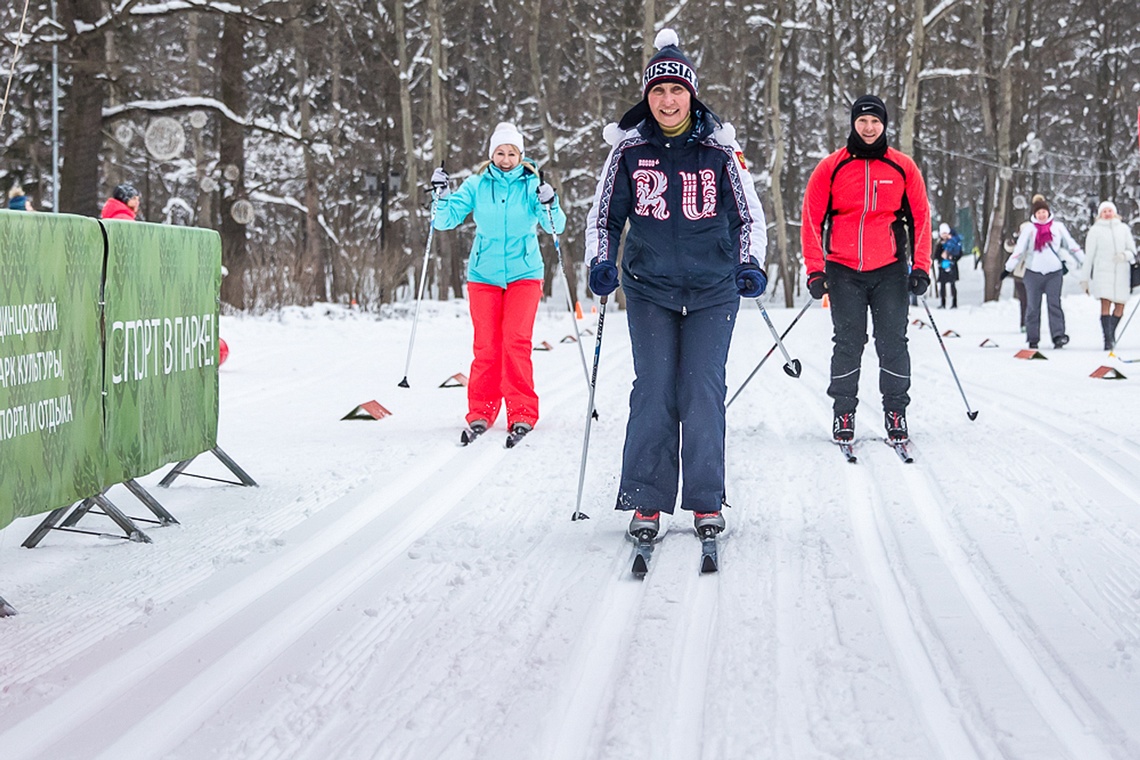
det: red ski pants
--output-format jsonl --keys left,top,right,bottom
{"left": 466, "top": 279, "right": 542, "bottom": 428}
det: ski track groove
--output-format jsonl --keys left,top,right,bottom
{"left": 540, "top": 540, "right": 649, "bottom": 760}
{"left": 920, "top": 365, "right": 1140, "bottom": 650}
{"left": 158, "top": 361, "right": 594, "bottom": 760}
{"left": 0, "top": 475, "right": 373, "bottom": 703}
{"left": 786, "top": 360, "right": 987, "bottom": 758}
{"left": 0, "top": 436, "right": 515, "bottom": 760}
{"left": 815, "top": 353, "right": 1127, "bottom": 758}
{"left": 664, "top": 539, "right": 720, "bottom": 760}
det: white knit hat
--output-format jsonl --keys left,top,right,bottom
{"left": 1098, "top": 200, "right": 1117, "bottom": 217}
{"left": 938, "top": 222, "right": 951, "bottom": 235}
{"left": 487, "top": 122, "right": 525, "bottom": 159}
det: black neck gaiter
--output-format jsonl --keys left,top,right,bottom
{"left": 846, "top": 129, "right": 888, "bottom": 158}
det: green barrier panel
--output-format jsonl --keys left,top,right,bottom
{"left": 101, "top": 221, "right": 221, "bottom": 485}
{"left": 0, "top": 212, "right": 107, "bottom": 531}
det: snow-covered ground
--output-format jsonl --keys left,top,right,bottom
{"left": 2, "top": 262, "right": 1140, "bottom": 760}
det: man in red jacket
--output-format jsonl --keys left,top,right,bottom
{"left": 801, "top": 95, "right": 931, "bottom": 443}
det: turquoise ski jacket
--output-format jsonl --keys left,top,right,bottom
{"left": 433, "top": 162, "right": 567, "bottom": 287}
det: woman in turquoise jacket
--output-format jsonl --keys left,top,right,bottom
{"left": 432, "top": 122, "right": 566, "bottom": 444}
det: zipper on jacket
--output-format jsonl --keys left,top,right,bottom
{"left": 857, "top": 161, "right": 870, "bottom": 270}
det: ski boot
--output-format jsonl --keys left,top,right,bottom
{"left": 628, "top": 510, "right": 660, "bottom": 540}
{"left": 460, "top": 419, "right": 488, "bottom": 446}
{"left": 505, "top": 421, "right": 532, "bottom": 448}
{"left": 832, "top": 411, "right": 855, "bottom": 442}
{"left": 884, "top": 410, "right": 908, "bottom": 441}
{"left": 693, "top": 511, "right": 725, "bottom": 537}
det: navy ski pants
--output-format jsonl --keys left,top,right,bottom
{"left": 825, "top": 260, "right": 911, "bottom": 415}
{"left": 617, "top": 296, "right": 738, "bottom": 515}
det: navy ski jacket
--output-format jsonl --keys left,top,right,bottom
{"left": 585, "top": 113, "right": 767, "bottom": 312}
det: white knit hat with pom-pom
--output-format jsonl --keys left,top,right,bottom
{"left": 642, "top": 28, "right": 698, "bottom": 97}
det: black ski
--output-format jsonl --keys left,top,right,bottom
{"left": 884, "top": 437, "right": 914, "bottom": 463}
{"left": 630, "top": 531, "right": 656, "bottom": 578}
{"left": 699, "top": 529, "right": 719, "bottom": 573}
{"left": 837, "top": 441, "right": 857, "bottom": 463}
{"left": 504, "top": 427, "right": 530, "bottom": 449}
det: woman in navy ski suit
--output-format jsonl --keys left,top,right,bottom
{"left": 584, "top": 29, "right": 767, "bottom": 539}
{"left": 433, "top": 122, "right": 566, "bottom": 441}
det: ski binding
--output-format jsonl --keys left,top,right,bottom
{"left": 698, "top": 527, "right": 719, "bottom": 573}
{"left": 837, "top": 440, "right": 857, "bottom": 463}
{"left": 630, "top": 530, "right": 657, "bottom": 578}
{"left": 884, "top": 437, "right": 914, "bottom": 463}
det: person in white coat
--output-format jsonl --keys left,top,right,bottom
{"left": 1080, "top": 201, "right": 1137, "bottom": 349}
{"left": 1003, "top": 194, "right": 1084, "bottom": 349}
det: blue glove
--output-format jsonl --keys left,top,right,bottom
{"left": 734, "top": 262, "right": 767, "bottom": 298}
{"left": 588, "top": 260, "right": 619, "bottom": 297}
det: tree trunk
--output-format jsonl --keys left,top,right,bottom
{"left": 767, "top": 7, "right": 793, "bottom": 307}
{"left": 393, "top": 0, "right": 420, "bottom": 302}
{"left": 293, "top": 0, "right": 325, "bottom": 304}
{"left": 641, "top": 0, "right": 656, "bottom": 70}
{"left": 898, "top": 0, "right": 926, "bottom": 155}
{"left": 427, "top": 0, "right": 454, "bottom": 300}
{"left": 528, "top": 0, "right": 564, "bottom": 298}
{"left": 57, "top": 0, "right": 105, "bottom": 216}
{"left": 218, "top": 14, "right": 249, "bottom": 309}
{"left": 187, "top": 14, "right": 212, "bottom": 229}
{"left": 980, "top": 0, "right": 1022, "bottom": 302}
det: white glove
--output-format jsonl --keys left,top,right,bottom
{"left": 537, "top": 182, "right": 556, "bottom": 205}
{"left": 431, "top": 167, "right": 450, "bottom": 197}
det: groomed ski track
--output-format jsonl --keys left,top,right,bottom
{"left": 2, "top": 296, "right": 1139, "bottom": 759}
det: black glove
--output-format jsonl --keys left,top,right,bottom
{"left": 1000, "top": 269, "right": 1012, "bottom": 280}
{"left": 907, "top": 269, "right": 930, "bottom": 296}
{"left": 734, "top": 263, "right": 767, "bottom": 298}
{"left": 807, "top": 271, "right": 827, "bottom": 300}
{"left": 588, "top": 260, "right": 619, "bottom": 297}
{"left": 537, "top": 182, "right": 556, "bottom": 205}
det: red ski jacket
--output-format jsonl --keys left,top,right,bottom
{"left": 801, "top": 146, "right": 931, "bottom": 276}
{"left": 100, "top": 197, "right": 137, "bottom": 221}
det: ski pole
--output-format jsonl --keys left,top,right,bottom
{"left": 1112, "top": 296, "right": 1140, "bottom": 348}
{"left": 398, "top": 164, "right": 443, "bottom": 388}
{"left": 572, "top": 296, "right": 608, "bottom": 522}
{"left": 755, "top": 299, "right": 803, "bottom": 377}
{"left": 727, "top": 299, "right": 812, "bottom": 408}
{"left": 920, "top": 296, "right": 979, "bottom": 420}
{"left": 541, "top": 176, "right": 592, "bottom": 391}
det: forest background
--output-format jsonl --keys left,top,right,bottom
{"left": 1, "top": 0, "right": 1137, "bottom": 311}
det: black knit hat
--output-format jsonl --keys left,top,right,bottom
{"left": 851, "top": 95, "right": 888, "bottom": 128}
{"left": 1031, "top": 194, "right": 1049, "bottom": 215}
{"left": 618, "top": 29, "right": 713, "bottom": 130}
{"left": 113, "top": 183, "right": 140, "bottom": 203}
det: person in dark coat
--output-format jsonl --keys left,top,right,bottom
{"left": 935, "top": 223, "right": 963, "bottom": 308}
{"left": 584, "top": 29, "right": 767, "bottom": 540}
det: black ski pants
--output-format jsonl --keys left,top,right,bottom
{"left": 616, "top": 295, "right": 738, "bottom": 515}
{"left": 825, "top": 260, "right": 911, "bottom": 415}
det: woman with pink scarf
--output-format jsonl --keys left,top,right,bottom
{"left": 1004, "top": 194, "right": 1084, "bottom": 349}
